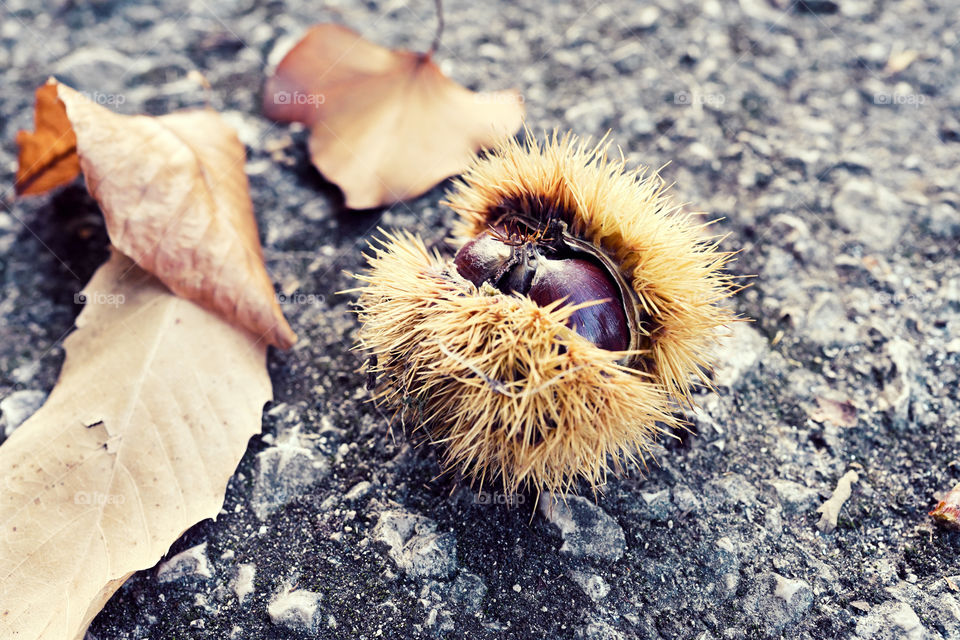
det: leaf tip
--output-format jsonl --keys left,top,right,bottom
{"left": 272, "top": 322, "right": 298, "bottom": 350}
{"left": 15, "top": 80, "right": 80, "bottom": 197}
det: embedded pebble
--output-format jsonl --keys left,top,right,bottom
{"left": 250, "top": 425, "right": 329, "bottom": 520}
{"left": 371, "top": 510, "right": 458, "bottom": 578}
{"left": 568, "top": 570, "right": 611, "bottom": 602}
{"left": 832, "top": 178, "right": 905, "bottom": 252}
{"left": 740, "top": 572, "right": 813, "bottom": 634}
{"left": 855, "top": 601, "right": 925, "bottom": 640}
{"left": 711, "top": 323, "right": 768, "bottom": 387}
{"left": 540, "top": 495, "right": 626, "bottom": 562}
{"left": 576, "top": 619, "right": 626, "bottom": 640}
{"left": 267, "top": 584, "right": 322, "bottom": 633}
{"left": 156, "top": 542, "right": 213, "bottom": 583}
{"left": 232, "top": 564, "right": 255, "bottom": 603}
{"left": 0, "top": 389, "right": 47, "bottom": 438}
{"left": 447, "top": 572, "right": 487, "bottom": 614}
{"left": 344, "top": 481, "right": 372, "bottom": 502}
{"left": 769, "top": 479, "right": 820, "bottom": 513}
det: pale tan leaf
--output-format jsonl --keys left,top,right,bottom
{"left": 0, "top": 250, "right": 271, "bottom": 640}
{"left": 263, "top": 24, "right": 525, "bottom": 209}
{"left": 16, "top": 79, "right": 296, "bottom": 349}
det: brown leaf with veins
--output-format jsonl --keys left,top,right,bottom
{"left": 0, "top": 250, "right": 271, "bottom": 640}
{"left": 263, "top": 24, "right": 524, "bottom": 209}
{"left": 16, "top": 79, "right": 296, "bottom": 348}
{"left": 15, "top": 82, "right": 80, "bottom": 195}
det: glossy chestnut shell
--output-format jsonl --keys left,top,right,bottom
{"left": 453, "top": 219, "right": 644, "bottom": 356}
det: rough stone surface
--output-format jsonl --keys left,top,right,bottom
{"left": 832, "top": 178, "right": 907, "bottom": 252}
{"left": 540, "top": 495, "right": 627, "bottom": 562}
{"left": 0, "top": 0, "right": 957, "bottom": 638}
{"left": 155, "top": 542, "right": 213, "bottom": 584}
{"left": 249, "top": 418, "right": 330, "bottom": 520}
{"left": 371, "top": 510, "right": 458, "bottom": 579}
{"left": 231, "top": 563, "right": 256, "bottom": 603}
{"left": 769, "top": 478, "right": 821, "bottom": 514}
{"left": 0, "top": 389, "right": 46, "bottom": 438}
{"left": 711, "top": 323, "right": 769, "bottom": 388}
{"left": 568, "top": 570, "right": 612, "bottom": 602}
{"left": 447, "top": 571, "right": 487, "bottom": 615}
{"left": 746, "top": 572, "right": 815, "bottom": 635}
{"left": 855, "top": 600, "right": 925, "bottom": 640}
{"left": 576, "top": 619, "right": 626, "bottom": 640}
{"left": 266, "top": 584, "right": 322, "bottom": 633}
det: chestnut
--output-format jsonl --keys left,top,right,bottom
{"left": 352, "top": 132, "right": 737, "bottom": 498}
{"left": 453, "top": 227, "right": 633, "bottom": 352}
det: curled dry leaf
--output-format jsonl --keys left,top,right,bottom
{"left": 263, "top": 24, "right": 524, "bottom": 209}
{"left": 16, "top": 79, "right": 296, "bottom": 349}
{"left": 930, "top": 481, "right": 960, "bottom": 530}
{"left": 0, "top": 250, "right": 271, "bottom": 640}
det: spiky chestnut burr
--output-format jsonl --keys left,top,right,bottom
{"left": 351, "top": 133, "right": 738, "bottom": 497}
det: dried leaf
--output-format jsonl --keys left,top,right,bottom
{"left": 16, "top": 79, "right": 296, "bottom": 349}
{"left": 0, "top": 250, "right": 271, "bottom": 639}
{"left": 930, "top": 482, "right": 960, "bottom": 530}
{"left": 810, "top": 396, "right": 858, "bottom": 428}
{"left": 15, "top": 82, "right": 80, "bottom": 196}
{"left": 263, "top": 24, "right": 524, "bottom": 209}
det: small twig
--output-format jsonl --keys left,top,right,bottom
{"left": 428, "top": 0, "right": 444, "bottom": 56}
{"left": 816, "top": 470, "right": 859, "bottom": 533}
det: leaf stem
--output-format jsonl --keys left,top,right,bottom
{"left": 428, "top": 0, "right": 444, "bottom": 56}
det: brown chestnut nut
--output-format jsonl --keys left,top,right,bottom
{"left": 453, "top": 227, "right": 632, "bottom": 352}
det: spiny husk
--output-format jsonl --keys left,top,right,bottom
{"left": 446, "top": 131, "right": 738, "bottom": 400}
{"left": 354, "top": 231, "right": 677, "bottom": 496}
{"left": 353, "top": 133, "right": 738, "bottom": 496}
